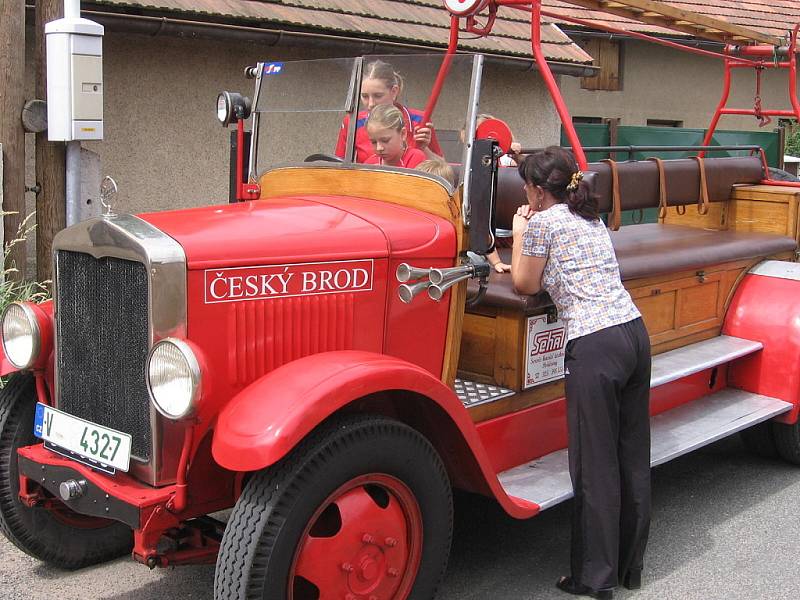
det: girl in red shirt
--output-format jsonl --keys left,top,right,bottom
{"left": 335, "top": 60, "right": 443, "bottom": 163}
{"left": 364, "top": 104, "right": 426, "bottom": 168}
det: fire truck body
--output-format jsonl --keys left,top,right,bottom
{"left": 2, "top": 2, "right": 800, "bottom": 598}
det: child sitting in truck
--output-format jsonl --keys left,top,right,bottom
{"left": 416, "top": 158, "right": 511, "bottom": 273}
{"left": 335, "top": 59, "right": 442, "bottom": 163}
{"left": 364, "top": 104, "right": 427, "bottom": 169}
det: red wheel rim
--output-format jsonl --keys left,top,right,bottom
{"left": 288, "top": 474, "right": 423, "bottom": 600}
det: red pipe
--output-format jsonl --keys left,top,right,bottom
{"left": 720, "top": 109, "right": 798, "bottom": 116}
{"left": 421, "top": 15, "right": 460, "bottom": 127}
{"left": 727, "top": 45, "right": 782, "bottom": 57}
{"left": 527, "top": 0, "right": 587, "bottom": 169}
{"left": 728, "top": 61, "right": 791, "bottom": 69}
{"left": 169, "top": 426, "right": 194, "bottom": 513}
{"left": 35, "top": 373, "right": 50, "bottom": 406}
{"left": 699, "top": 58, "right": 733, "bottom": 157}
{"left": 789, "top": 24, "right": 800, "bottom": 121}
{"left": 760, "top": 180, "right": 800, "bottom": 188}
{"left": 235, "top": 118, "right": 245, "bottom": 202}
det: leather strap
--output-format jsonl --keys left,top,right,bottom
{"left": 646, "top": 157, "right": 668, "bottom": 220}
{"left": 601, "top": 159, "right": 622, "bottom": 231}
{"left": 691, "top": 156, "right": 710, "bottom": 216}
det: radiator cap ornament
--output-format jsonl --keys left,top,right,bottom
{"left": 100, "top": 176, "right": 118, "bottom": 218}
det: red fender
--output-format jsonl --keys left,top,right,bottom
{"left": 212, "top": 350, "right": 538, "bottom": 518}
{"left": 724, "top": 269, "right": 800, "bottom": 424}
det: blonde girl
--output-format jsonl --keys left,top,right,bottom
{"left": 364, "top": 104, "right": 426, "bottom": 168}
{"left": 335, "top": 60, "right": 443, "bottom": 162}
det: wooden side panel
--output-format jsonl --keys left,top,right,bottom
{"left": 661, "top": 202, "right": 727, "bottom": 230}
{"left": 729, "top": 185, "right": 800, "bottom": 240}
{"left": 458, "top": 312, "right": 496, "bottom": 380}
{"left": 627, "top": 264, "right": 742, "bottom": 354}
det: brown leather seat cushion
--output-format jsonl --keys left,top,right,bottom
{"left": 467, "top": 224, "right": 797, "bottom": 313}
{"left": 493, "top": 156, "right": 764, "bottom": 230}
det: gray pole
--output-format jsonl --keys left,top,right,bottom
{"left": 65, "top": 141, "right": 81, "bottom": 226}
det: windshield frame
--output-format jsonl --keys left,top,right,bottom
{"left": 247, "top": 53, "right": 485, "bottom": 228}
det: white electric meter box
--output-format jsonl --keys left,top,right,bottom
{"left": 45, "top": 16, "right": 104, "bottom": 141}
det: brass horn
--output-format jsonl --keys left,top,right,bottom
{"left": 398, "top": 280, "right": 431, "bottom": 304}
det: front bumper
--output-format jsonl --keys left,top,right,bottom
{"left": 17, "top": 444, "right": 174, "bottom": 529}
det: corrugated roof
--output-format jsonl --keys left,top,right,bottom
{"left": 92, "top": 0, "right": 594, "bottom": 63}
{"left": 547, "top": 0, "right": 800, "bottom": 41}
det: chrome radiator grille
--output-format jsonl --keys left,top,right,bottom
{"left": 56, "top": 250, "right": 152, "bottom": 460}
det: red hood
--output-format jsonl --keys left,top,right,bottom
{"left": 140, "top": 196, "right": 455, "bottom": 270}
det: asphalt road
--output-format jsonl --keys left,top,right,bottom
{"left": 2, "top": 434, "right": 799, "bottom": 600}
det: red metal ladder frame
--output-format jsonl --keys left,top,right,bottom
{"left": 430, "top": 0, "right": 800, "bottom": 184}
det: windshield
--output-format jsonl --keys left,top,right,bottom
{"left": 250, "top": 54, "right": 480, "bottom": 181}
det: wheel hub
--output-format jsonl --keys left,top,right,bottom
{"left": 290, "top": 475, "right": 423, "bottom": 600}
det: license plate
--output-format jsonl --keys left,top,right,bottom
{"left": 33, "top": 403, "right": 132, "bottom": 472}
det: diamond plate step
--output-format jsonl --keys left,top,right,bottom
{"left": 454, "top": 379, "right": 514, "bottom": 408}
{"left": 498, "top": 389, "right": 792, "bottom": 511}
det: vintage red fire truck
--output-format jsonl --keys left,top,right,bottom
{"left": 2, "top": 1, "right": 800, "bottom": 598}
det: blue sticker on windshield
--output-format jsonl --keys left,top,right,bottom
{"left": 263, "top": 62, "right": 284, "bottom": 75}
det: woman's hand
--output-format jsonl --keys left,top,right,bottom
{"left": 493, "top": 261, "right": 511, "bottom": 273}
{"left": 517, "top": 204, "right": 536, "bottom": 219}
{"left": 413, "top": 124, "right": 433, "bottom": 151}
{"left": 512, "top": 213, "right": 530, "bottom": 238}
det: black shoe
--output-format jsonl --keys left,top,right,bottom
{"left": 556, "top": 576, "right": 614, "bottom": 600}
{"left": 622, "top": 569, "right": 642, "bottom": 590}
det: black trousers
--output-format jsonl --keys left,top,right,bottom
{"left": 564, "top": 317, "right": 651, "bottom": 591}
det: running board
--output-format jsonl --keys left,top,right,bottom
{"left": 456, "top": 335, "right": 762, "bottom": 408}
{"left": 650, "top": 335, "right": 763, "bottom": 388}
{"left": 498, "top": 389, "right": 792, "bottom": 511}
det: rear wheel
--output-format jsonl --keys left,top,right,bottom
{"left": 773, "top": 420, "right": 800, "bottom": 465}
{"left": 214, "top": 414, "right": 453, "bottom": 600}
{"left": 0, "top": 373, "right": 133, "bottom": 569}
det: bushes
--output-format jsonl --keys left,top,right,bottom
{"left": 786, "top": 125, "right": 800, "bottom": 158}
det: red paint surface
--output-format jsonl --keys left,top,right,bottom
{"left": 724, "top": 273, "right": 800, "bottom": 424}
{"left": 211, "top": 350, "right": 538, "bottom": 519}
{"left": 141, "top": 194, "right": 455, "bottom": 270}
{"left": 289, "top": 474, "right": 421, "bottom": 599}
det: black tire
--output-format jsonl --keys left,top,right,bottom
{"left": 214, "top": 414, "right": 453, "bottom": 600}
{"left": 773, "top": 420, "right": 800, "bottom": 465}
{"left": 0, "top": 373, "right": 133, "bottom": 569}
{"left": 739, "top": 421, "right": 778, "bottom": 458}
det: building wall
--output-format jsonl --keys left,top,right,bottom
{"left": 561, "top": 39, "right": 799, "bottom": 130}
{"left": 74, "top": 33, "right": 560, "bottom": 216}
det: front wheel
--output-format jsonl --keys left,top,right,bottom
{"left": 0, "top": 373, "right": 133, "bottom": 569}
{"left": 214, "top": 415, "right": 453, "bottom": 600}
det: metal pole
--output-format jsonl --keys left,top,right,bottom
{"left": 65, "top": 141, "right": 81, "bottom": 226}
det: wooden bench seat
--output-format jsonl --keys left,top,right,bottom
{"left": 467, "top": 224, "right": 797, "bottom": 313}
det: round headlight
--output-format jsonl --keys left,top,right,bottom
{"left": 147, "top": 339, "right": 201, "bottom": 420}
{"left": 1, "top": 303, "right": 41, "bottom": 369}
{"left": 216, "top": 92, "right": 231, "bottom": 125}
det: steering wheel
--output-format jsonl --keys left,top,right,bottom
{"left": 304, "top": 153, "right": 344, "bottom": 163}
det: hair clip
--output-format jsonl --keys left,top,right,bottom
{"left": 567, "top": 170, "right": 584, "bottom": 191}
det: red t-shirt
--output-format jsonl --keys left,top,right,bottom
{"left": 335, "top": 104, "right": 443, "bottom": 163}
{"left": 364, "top": 147, "right": 427, "bottom": 169}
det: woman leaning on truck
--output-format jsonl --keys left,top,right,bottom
{"left": 512, "top": 146, "right": 651, "bottom": 600}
